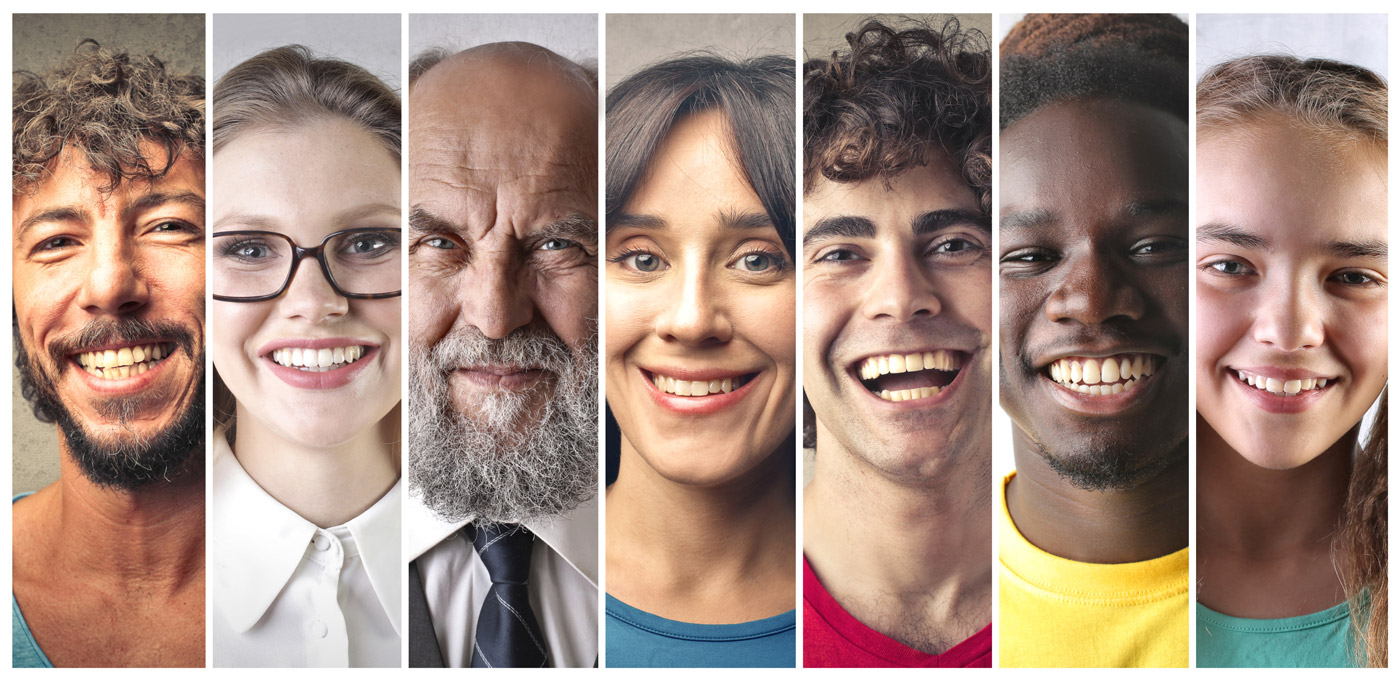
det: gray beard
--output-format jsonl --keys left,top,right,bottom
{"left": 408, "top": 324, "right": 598, "bottom": 525}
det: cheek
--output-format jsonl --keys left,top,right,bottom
{"left": 1195, "top": 287, "right": 1248, "bottom": 369}
{"left": 801, "top": 280, "right": 845, "bottom": 367}
{"left": 604, "top": 281, "right": 658, "bottom": 360}
{"left": 997, "top": 281, "right": 1039, "bottom": 358}
{"left": 733, "top": 283, "right": 796, "bottom": 370}
{"left": 209, "top": 304, "right": 266, "bottom": 371}
{"left": 1333, "top": 299, "right": 1388, "bottom": 380}
{"left": 537, "top": 270, "right": 597, "bottom": 348}
{"left": 408, "top": 273, "right": 453, "bottom": 347}
{"left": 939, "top": 269, "right": 993, "bottom": 333}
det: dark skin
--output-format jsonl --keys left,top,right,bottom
{"left": 1197, "top": 418, "right": 1351, "bottom": 617}
{"left": 999, "top": 99, "right": 1189, "bottom": 564}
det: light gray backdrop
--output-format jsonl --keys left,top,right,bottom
{"left": 1197, "top": 14, "right": 1387, "bottom": 79}
{"left": 410, "top": 14, "right": 597, "bottom": 73}
{"left": 214, "top": 14, "right": 401, "bottom": 89}
{"left": 606, "top": 14, "right": 794, "bottom": 90}
{"left": 12, "top": 14, "right": 205, "bottom": 494}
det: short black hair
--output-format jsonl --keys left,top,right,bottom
{"left": 606, "top": 53, "right": 795, "bottom": 255}
{"left": 1000, "top": 14, "right": 1187, "bottom": 130}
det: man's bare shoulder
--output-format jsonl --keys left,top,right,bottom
{"left": 12, "top": 483, "right": 61, "bottom": 569}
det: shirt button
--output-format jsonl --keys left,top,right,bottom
{"left": 312, "top": 620, "right": 328, "bottom": 638}
{"left": 314, "top": 535, "right": 331, "bottom": 551}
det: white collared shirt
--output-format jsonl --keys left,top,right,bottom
{"left": 406, "top": 494, "right": 598, "bottom": 668}
{"left": 212, "top": 436, "right": 402, "bottom": 667}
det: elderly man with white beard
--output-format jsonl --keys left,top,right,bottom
{"left": 404, "top": 41, "right": 600, "bottom": 669}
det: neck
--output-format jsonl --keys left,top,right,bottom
{"left": 232, "top": 403, "right": 399, "bottom": 528}
{"left": 607, "top": 438, "right": 795, "bottom": 585}
{"left": 1197, "top": 415, "right": 1350, "bottom": 555}
{"left": 54, "top": 441, "right": 205, "bottom": 588}
{"left": 1007, "top": 427, "right": 1188, "bottom": 563}
{"left": 805, "top": 431, "right": 991, "bottom": 601}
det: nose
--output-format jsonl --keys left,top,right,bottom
{"left": 860, "top": 250, "right": 942, "bottom": 321}
{"left": 279, "top": 258, "right": 349, "bottom": 322}
{"left": 77, "top": 235, "right": 149, "bottom": 315}
{"left": 1044, "top": 249, "right": 1146, "bottom": 324}
{"left": 1251, "top": 275, "right": 1324, "bottom": 351}
{"left": 460, "top": 254, "right": 534, "bottom": 340}
{"left": 654, "top": 260, "right": 731, "bottom": 344}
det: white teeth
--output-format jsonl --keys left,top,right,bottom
{"left": 270, "top": 345, "right": 369, "bottom": 371}
{"left": 876, "top": 385, "right": 942, "bottom": 402}
{"left": 1048, "top": 353, "right": 1158, "bottom": 395}
{"left": 859, "top": 350, "right": 963, "bottom": 379}
{"left": 1234, "top": 369, "right": 1330, "bottom": 396}
{"left": 652, "top": 372, "right": 743, "bottom": 396}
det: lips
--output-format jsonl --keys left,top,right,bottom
{"left": 1233, "top": 368, "right": 1331, "bottom": 396}
{"left": 258, "top": 338, "right": 380, "bottom": 390}
{"left": 854, "top": 349, "right": 965, "bottom": 402}
{"left": 639, "top": 366, "right": 761, "bottom": 415}
{"left": 647, "top": 370, "right": 756, "bottom": 397}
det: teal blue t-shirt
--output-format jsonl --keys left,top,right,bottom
{"left": 1196, "top": 601, "right": 1357, "bottom": 668}
{"left": 13, "top": 492, "right": 53, "bottom": 668}
{"left": 605, "top": 594, "right": 795, "bottom": 668}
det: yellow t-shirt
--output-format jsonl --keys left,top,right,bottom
{"left": 998, "top": 472, "right": 1188, "bottom": 668}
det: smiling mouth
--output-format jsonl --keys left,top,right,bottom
{"left": 1235, "top": 369, "right": 1330, "bottom": 396}
{"left": 856, "top": 350, "right": 964, "bottom": 402}
{"left": 75, "top": 342, "right": 176, "bottom": 380}
{"left": 647, "top": 370, "right": 758, "bottom": 397}
{"left": 1046, "top": 353, "right": 1158, "bottom": 395}
{"left": 268, "top": 345, "right": 370, "bottom": 373}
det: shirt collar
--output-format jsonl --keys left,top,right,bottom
{"left": 211, "top": 433, "right": 403, "bottom": 635}
{"left": 405, "top": 492, "right": 598, "bottom": 586}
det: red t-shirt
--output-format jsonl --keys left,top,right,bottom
{"left": 804, "top": 557, "right": 992, "bottom": 667}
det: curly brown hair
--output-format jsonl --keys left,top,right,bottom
{"left": 803, "top": 17, "right": 991, "bottom": 216}
{"left": 13, "top": 39, "right": 204, "bottom": 196}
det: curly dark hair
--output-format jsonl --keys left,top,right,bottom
{"left": 804, "top": 17, "right": 991, "bottom": 216}
{"left": 13, "top": 39, "right": 204, "bottom": 195}
{"left": 999, "top": 14, "right": 1187, "bottom": 130}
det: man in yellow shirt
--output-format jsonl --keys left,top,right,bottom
{"left": 996, "top": 14, "right": 1191, "bottom": 668}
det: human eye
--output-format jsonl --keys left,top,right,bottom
{"left": 812, "top": 247, "right": 864, "bottom": 264}
{"left": 1330, "top": 269, "right": 1386, "bottom": 288}
{"left": 1198, "top": 257, "right": 1255, "bottom": 277}
{"left": 1130, "top": 237, "right": 1187, "bottom": 262}
{"left": 217, "top": 237, "right": 277, "bottom": 264}
{"left": 928, "top": 233, "right": 989, "bottom": 263}
{"left": 37, "top": 236, "right": 79, "bottom": 252}
{"left": 998, "top": 246, "right": 1060, "bottom": 277}
{"left": 607, "top": 247, "right": 668, "bottom": 274}
{"left": 539, "top": 237, "right": 579, "bottom": 252}
{"left": 729, "top": 246, "right": 791, "bottom": 274}
{"left": 341, "top": 230, "right": 401, "bottom": 259}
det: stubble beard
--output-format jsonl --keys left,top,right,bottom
{"left": 409, "top": 324, "right": 598, "bottom": 525}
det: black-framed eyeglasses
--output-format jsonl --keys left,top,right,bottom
{"left": 212, "top": 228, "right": 402, "bottom": 302}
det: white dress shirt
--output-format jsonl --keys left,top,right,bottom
{"left": 212, "top": 435, "right": 402, "bottom": 667}
{"left": 406, "top": 494, "right": 598, "bottom": 668}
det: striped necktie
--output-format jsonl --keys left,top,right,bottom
{"left": 469, "top": 523, "right": 551, "bottom": 668}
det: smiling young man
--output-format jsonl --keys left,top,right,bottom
{"left": 996, "top": 14, "right": 1190, "bottom": 668}
{"left": 11, "top": 41, "right": 206, "bottom": 667}
{"left": 801, "top": 19, "right": 993, "bottom": 668}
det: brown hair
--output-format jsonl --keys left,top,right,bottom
{"left": 211, "top": 45, "right": 401, "bottom": 441}
{"left": 1339, "top": 392, "right": 1388, "bottom": 667}
{"left": 13, "top": 39, "right": 204, "bottom": 195}
{"left": 804, "top": 17, "right": 991, "bottom": 214}
{"left": 1197, "top": 55, "right": 1387, "bottom": 151}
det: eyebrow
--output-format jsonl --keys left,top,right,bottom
{"left": 333, "top": 202, "right": 401, "bottom": 226}
{"left": 1197, "top": 222, "right": 1270, "bottom": 250}
{"left": 1327, "top": 238, "right": 1387, "bottom": 259}
{"left": 609, "top": 209, "right": 772, "bottom": 234}
{"left": 915, "top": 209, "right": 991, "bottom": 234}
{"left": 408, "top": 206, "right": 460, "bottom": 236}
{"left": 540, "top": 212, "right": 598, "bottom": 247}
{"left": 804, "top": 215, "right": 874, "bottom": 246}
{"left": 998, "top": 208, "right": 1054, "bottom": 232}
{"left": 17, "top": 191, "right": 206, "bottom": 241}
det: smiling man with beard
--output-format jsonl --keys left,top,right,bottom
{"left": 405, "top": 41, "right": 600, "bottom": 668}
{"left": 997, "top": 14, "right": 1190, "bottom": 668}
{"left": 11, "top": 40, "right": 206, "bottom": 668}
{"left": 801, "top": 18, "right": 993, "bottom": 668}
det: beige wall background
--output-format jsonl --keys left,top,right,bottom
{"left": 12, "top": 14, "right": 205, "bottom": 494}
{"left": 606, "top": 14, "right": 795, "bottom": 90}
{"left": 804, "top": 13, "right": 992, "bottom": 60}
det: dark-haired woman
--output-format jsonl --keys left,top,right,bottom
{"left": 603, "top": 53, "right": 797, "bottom": 668}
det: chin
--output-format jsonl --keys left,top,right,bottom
{"left": 636, "top": 443, "right": 774, "bottom": 488}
